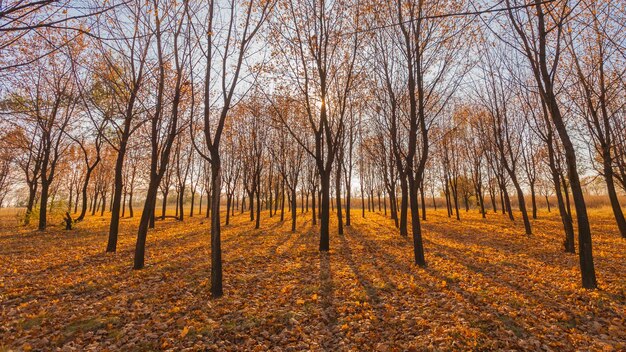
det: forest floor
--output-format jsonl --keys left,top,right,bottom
{"left": 0, "top": 207, "right": 625, "bottom": 351}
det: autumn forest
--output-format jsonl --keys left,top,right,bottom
{"left": 0, "top": 0, "right": 625, "bottom": 350}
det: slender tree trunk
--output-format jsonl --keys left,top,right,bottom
{"left": 107, "top": 134, "right": 129, "bottom": 253}
{"left": 280, "top": 180, "right": 285, "bottom": 222}
{"left": 199, "top": 190, "right": 203, "bottom": 215}
{"left": 420, "top": 181, "right": 426, "bottom": 221}
{"left": 225, "top": 195, "right": 231, "bottom": 225}
{"left": 408, "top": 175, "right": 426, "bottom": 267}
{"left": 291, "top": 187, "right": 297, "bottom": 232}
{"left": 511, "top": 178, "right": 532, "bottom": 235}
{"left": 134, "top": 178, "right": 160, "bottom": 269}
{"left": 550, "top": 160, "right": 575, "bottom": 253}
{"left": 445, "top": 179, "right": 452, "bottom": 217}
{"left": 345, "top": 185, "right": 351, "bottom": 227}
{"left": 210, "top": 159, "right": 223, "bottom": 297}
{"left": 530, "top": 183, "right": 537, "bottom": 219}
{"left": 268, "top": 182, "right": 273, "bottom": 218}
{"left": 207, "top": 191, "right": 211, "bottom": 218}
{"left": 100, "top": 193, "right": 106, "bottom": 216}
{"left": 129, "top": 191, "right": 134, "bottom": 218}
{"left": 546, "top": 87, "right": 596, "bottom": 287}
{"left": 603, "top": 158, "right": 626, "bottom": 238}
{"left": 335, "top": 164, "right": 343, "bottom": 236}
{"left": 319, "top": 173, "right": 330, "bottom": 251}
{"left": 77, "top": 168, "right": 95, "bottom": 221}
{"left": 390, "top": 188, "right": 398, "bottom": 227}
{"left": 399, "top": 175, "right": 408, "bottom": 236}
{"left": 178, "top": 185, "right": 184, "bottom": 221}
{"left": 562, "top": 174, "right": 572, "bottom": 219}
{"left": 91, "top": 191, "right": 98, "bottom": 216}
{"left": 248, "top": 190, "right": 255, "bottom": 221}
{"left": 190, "top": 190, "right": 196, "bottom": 217}
{"left": 477, "top": 185, "right": 486, "bottom": 219}
{"left": 255, "top": 188, "right": 260, "bottom": 229}
{"left": 122, "top": 191, "right": 127, "bottom": 217}
{"left": 311, "top": 186, "right": 317, "bottom": 225}
{"left": 38, "top": 179, "right": 50, "bottom": 231}
{"left": 161, "top": 191, "right": 168, "bottom": 219}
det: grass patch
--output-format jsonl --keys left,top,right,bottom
{"left": 20, "top": 313, "right": 48, "bottom": 330}
{"left": 497, "top": 314, "right": 526, "bottom": 338}
{"left": 63, "top": 316, "right": 119, "bottom": 336}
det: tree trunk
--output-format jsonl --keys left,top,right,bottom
{"left": 399, "top": 175, "right": 408, "bottom": 236}
{"left": 206, "top": 191, "right": 211, "bottom": 218}
{"left": 280, "top": 180, "right": 285, "bottom": 222}
{"left": 133, "top": 178, "right": 160, "bottom": 269}
{"left": 129, "top": 191, "right": 134, "bottom": 218}
{"left": 161, "top": 191, "right": 168, "bottom": 219}
{"left": 420, "top": 181, "right": 426, "bottom": 221}
{"left": 178, "top": 185, "right": 184, "bottom": 221}
{"left": 291, "top": 187, "right": 297, "bottom": 232}
{"left": 444, "top": 178, "right": 452, "bottom": 217}
{"left": 248, "top": 190, "right": 255, "bottom": 221}
{"left": 511, "top": 178, "right": 532, "bottom": 235}
{"left": 545, "top": 85, "right": 597, "bottom": 288}
{"left": 122, "top": 191, "right": 127, "bottom": 217}
{"left": 225, "top": 194, "right": 231, "bottom": 225}
{"left": 550, "top": 159, "right": 575, "bottom": 253}
{"left": 210, "top": 159, "right": 223, "bottom": 297}
{"left": 190, "top": 190, "right": 196, "bottom": 217}
{"left": 451, "top": 182, "right": 460, "bottom": 221}
{"left": 100, "top": 192, "right": 106, "bottom": 216}
{"left": 345, "top": 184, "right": 351, "bottom": 227}
{"left": 77, "top": 168, "right": 95, "bottom": 221}
{"left": 603, "top": 158, "right": 626, "bottom": 238}
{"left": 319, "top": 173, "right": 330, "bottom": 251}
{"left": 107, "top": 134, "right": 128, "bottom": 253}
{"left": 91, "top": 191, "right": 98, "bottom": 216}
{"left": 38, "top": 179, "right": 50, "bottom": 231}
{"left": 255, "top": 188, "right": 261, "bottom": 229}
{"left": 408, "top": 175, "right": 426, "bottom": 267}
{"left": 530, "top": 182, "right": 537, "bottom": 219}
{"left": 311, "top": 186, "right": 317, "bottom": 225}
{"left": 199, "top": 190, "right": 203, "bottom": 215}
{"left": 335, "top": 164, "right": 343, "bottom": 236}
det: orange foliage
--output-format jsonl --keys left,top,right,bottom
{"left": 0, "top": 208, "right": 624, "bottom": 350}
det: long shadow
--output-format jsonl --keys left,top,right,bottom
{"left": 342, "top": 226, "right": 398, "bottom": 291}
{"left": 357, "top": 218, "right": 566, "bottom": 308}
{"left": 427, "top": 239, "right": 625, "bottom": 320}
{"left": 337, "top": 232, "right": 382, "bottom": 305}
{"left": 350, "top": 221, "right": 540, "bottom": 344}
{"left": 318, "top": 251, "right": 337, "bottom": 351}
{"left": 359, "top": 214, "right": 626, "bottom": 340}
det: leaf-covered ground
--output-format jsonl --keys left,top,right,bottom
{"left": 1, "top": 207, "right": 625, "bottom": 351}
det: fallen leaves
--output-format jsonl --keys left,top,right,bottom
{"left": 0, "top": 208, "right": 624, "bottom": 351}
{"left": 180, "top": 326, "right": 190, "bottom": 338}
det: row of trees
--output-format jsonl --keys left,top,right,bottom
{"left": 1, "top": 0, "right": 625, "bottom": 294}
